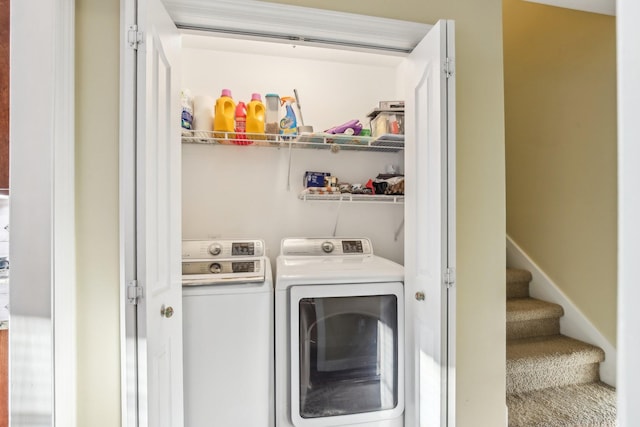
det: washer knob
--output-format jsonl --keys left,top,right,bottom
{"left": 321, "top": 241, "right": 334, "bottom": 253}
{"left": 209, "top": 263, "right": 222, "bottom": 274}
{"left": 208, "top": 242, "right": 222, "bottom": 256}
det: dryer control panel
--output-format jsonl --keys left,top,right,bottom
{"left": 280, "top": 238, "right": 373, "bottom": 256}
{"left": 182, "top": 239, "right": 265, "bottom": 259}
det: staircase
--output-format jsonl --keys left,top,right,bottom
{"left": 506, "top": 268, "right": 617, "bottom": 426}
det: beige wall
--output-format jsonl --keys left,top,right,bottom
{"left": 76, "top": 0, "right": 122, "bottom": 424}
{"left": 75, "top": 0, "right": 507, "bottom": 425}
{"left": 503, "top": 0, "right": 617, "bottom": 344}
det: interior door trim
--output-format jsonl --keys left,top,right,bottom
{"left": 163, "top": 0, "right": 431, "bottom": 54}
{"left": 10, "top": 0, "right": 77, "bottom": 425}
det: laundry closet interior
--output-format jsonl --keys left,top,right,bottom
{"left": 143, "top": 1, "right": 455, "bottom": 426}
{"left": 181, "top": 31, "right": 410, "bottom": 266}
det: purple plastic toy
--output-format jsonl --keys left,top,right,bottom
{"left": 324, "top": 119, "right": 363, "bottom": 135}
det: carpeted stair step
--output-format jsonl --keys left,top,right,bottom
{"left": 507, "top": 381, "right": 617, "bottom": 427}
{"left": 507, "top": 298, "right": 563, "bottom": 339}
{"left": 507, "top": 268, "right": 532, "bottom": 299}
{"left": 507, "top": 335, "right": 604, "bottom": 394}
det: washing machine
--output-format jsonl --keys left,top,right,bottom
{"left": 182, "top": 239, "right": 274, "bottom": 427}
{"left": 275, "top": 237, "right": 404, "bottom": 427}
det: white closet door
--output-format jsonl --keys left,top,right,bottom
{"left": 135, "top": 0, "right": 183, "bottom": 425}
{"left": 402, "top": 19, "right": 456, "bottom": 427}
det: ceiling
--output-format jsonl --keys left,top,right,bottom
{"left": 524, "top": 0, "right": 615, "bottom": 15}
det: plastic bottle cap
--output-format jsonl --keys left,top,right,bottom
{"left": 221, "top": 89, "right": 232, "bottom": 97}
{"left": 251, "top": 93, "right": 262, "bottom": 101}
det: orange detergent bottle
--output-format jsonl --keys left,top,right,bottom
{"left": 246, "top": 93, "right": 266, "bottom": 140}
{"left": 213, "top": 89, "right": 236, "bottom": 141}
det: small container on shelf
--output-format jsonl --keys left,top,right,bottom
{"left": 367, "top": 105, "right": 405, "bottom": 148}
{"left": 304, "top": 171, "right": 330, "bottom": 188}
{"left": 265, "top": 93, "right": 280, "bottom": 140}
{"left": 192, "top": 95, "right": 214, "bottom": 140}
{"left": 370, "top": 111, "right": 404, "bottom": 137}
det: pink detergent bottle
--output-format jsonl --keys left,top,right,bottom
{"left": 234, "top": 102, "right": 250, "bottom": 145}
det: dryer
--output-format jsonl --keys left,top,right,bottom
{"left": 182, "top": 239, "right": 274, "bottom": 427}
{"left": 275, "top": 238, "right": 404, "bottom": 427}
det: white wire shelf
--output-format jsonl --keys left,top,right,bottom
{"left": 181, "top": 130, "right": 404, "bottom": 153}
{"left": 298, "top": 191, "right": 404, "bottom": 203}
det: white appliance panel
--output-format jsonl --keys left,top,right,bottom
{"left": 275, "top": 239, "right": 404, "bottom": 427}
{"left": 183, "top": 289, "right": 274, "bottom": 426}
{"left": 182, "top": 259, "right": 274, "bottom": 426}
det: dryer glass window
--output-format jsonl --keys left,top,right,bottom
{"left": 298, "top": 295, "right": 398, "bottom": 418}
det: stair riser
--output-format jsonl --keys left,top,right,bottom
{"left": 507, "top": 363, "right": 600, "bottom": 394}
{"left": 507, "top": 318, "right": 560, "bottom": 340}
{"left": 507, "top": 281, "right": 530, "bottom": 299}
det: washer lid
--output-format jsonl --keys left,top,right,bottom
{"left": 275, "top": 254, "right": 403, "bottom": 289}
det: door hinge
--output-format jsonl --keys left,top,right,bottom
{"left": 444, "top": 268, "right": 456, "bottom": 288}
{"left": 444, "top": 57, "right": 455, "bottom": 78}
{"left": 127, "top": 25, "right": 143, "bottom": 50}
{"left": 127, "top": 280, "right": 143, "bottom": 305}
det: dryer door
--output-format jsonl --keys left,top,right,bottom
{"left": 289, "top": 282, "right": 404, "bottom": 426}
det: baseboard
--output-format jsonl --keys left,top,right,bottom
{"left": 506, "top": 235, "right": 617, "bottom": 387}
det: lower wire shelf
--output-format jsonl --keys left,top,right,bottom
{"left": 298, "top": 192, "right": 404, "bottom": 203}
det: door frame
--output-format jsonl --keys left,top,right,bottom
{"left": 617, "top": 1, "right": 640, "bottom": 425}
{"left": 120, "top": 0, "right": 140, "bottom": 424}
{"left": 121, "top": 2, "right": 457, "bottom": 426}
{"left": 9, "top": 0, "right": 76, "bottom": 425}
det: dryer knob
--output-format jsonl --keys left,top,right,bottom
{"left": 321, "top": 241, "right": 334, "bottom": 253}
{"left": 208, "top": 243, "right": 222, "bottom": 256}
{"left": 209, "top": 263, "right": 222, "bottom": 274}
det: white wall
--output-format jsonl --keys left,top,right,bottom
{"left": 0, "top": 198, "right": 7, "bottom": 258}
{"left": 0, "top": 198, "right": 8, "bottom": 324}
{"left": 617, "top": 0, "right": 640, "bottom": 425}
{"left": 10, "top": 0, "right": 56, "bottom": 423}
{"left": 503, "top": 0, "right": 617, "bottom": 345}
{"left": 181, "top": 36, "right": 405, "bottom": 264}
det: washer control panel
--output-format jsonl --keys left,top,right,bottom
{"left": 280, "top": 238, "right": 373, "bottom": 256}
{"left": 182, "top": 259, "right": 262, "bottom": 275}
{"left": 182, "top": 258, "right": 266, "bottom": 286}
{"left": 182, "top": 239, "right": 265, "bottom": 259}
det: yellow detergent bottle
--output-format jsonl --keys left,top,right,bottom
{"left": 246, "top": 93, "right": 266, "bottom": 140}
{"left": 213, "top": 89, "right": 236, "bottom": 141}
